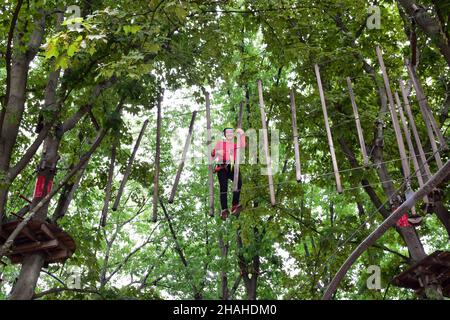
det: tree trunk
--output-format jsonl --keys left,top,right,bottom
{"left": 398, "top": 0, "right": 450, "bottom": 68}
{"left": 0, "top": 54, "right": 30, "bottom": 221}
{"left": 9, "top": 253, "right": 45, "bottom": 300}
{"left": 0, "top": 13, "right": 46, "bottom": 221}
{"left": 432, "top": 195, "right": 450, "bottom": 239}
{"left": 218, "top": 232, "right": 229, "bottom": 300}
{"left": 8, "top": 34, "right": 63, "bottom": 298}
{"left": 236, "top": 226, "right": 260, "bottom": 300}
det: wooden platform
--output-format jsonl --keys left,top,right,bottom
{"left": 0, "top": 219, "right": 76, "bottom": 264}
{"left": 392, "top": 251, "right": 450, "bottom": 297}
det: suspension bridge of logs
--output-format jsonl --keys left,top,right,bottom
{"left": 1, "top": 45, "right": 450, "bottom": 299}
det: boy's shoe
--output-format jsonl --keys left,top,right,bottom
{"left": 231, "top": 204, "right": 243, "bottom": 216}
{"left": 220, "top": 209, "right": 230, "bottom": 221}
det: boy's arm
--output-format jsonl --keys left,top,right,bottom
{"left": 211, "top": 141, "right": 223, "bottom": 159}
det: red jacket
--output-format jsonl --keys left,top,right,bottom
{"left": 211, "top": 134, "right": 246, "bottom": 164}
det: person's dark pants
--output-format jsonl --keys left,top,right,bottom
{"left": 217, "top": 164, "right": 242, "bottom": 210}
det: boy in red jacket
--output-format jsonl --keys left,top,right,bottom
{"left": 211, "top": 127, "right": 246, "bottom": 220}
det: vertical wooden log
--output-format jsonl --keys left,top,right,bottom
{"left": 112, "top": 119, "right": 149, "bottom": 211}
{"left": 100, "top": 144, "right": 116, "bottom": 227}
{"left": 152, "top": 93, "right": 163, "bottom": 222}
{"left": 233, "top": 101, "right": 244, "bottom": 192}
{"left": 346, "top": 77, "right": 369, "bottom": 167}
{"left": 257, "top": 80, "right": 276, "bottom": 206}
{"left": 168, "top": 111, "right": 197, "bottom": 203}
{"left": 204, "top": 90, "right": 214, "bottom": 216}
{"left": 314, "top": 65, "right": 343, "bottom": 194}
{"left": 406, "top": 63, "right": 447, "bottom": 150}
{"left": 396, "top": 91, "right": 428, "bottom": 203}
{"left": 406, "top": 63, "right": 445, "bottom": 168}
{"left": 399, "top": 79, "right": 432, "bottom": 181}
{"left": 289, "top": 89, "right": 302, "bottom": 182}
{"left": 376, "top": 46, "right": 410, "bottom": 177}
{"left": 393, "top": 92, "right": 411, "bottom": 179}
{"left": 394, "top": 92, "right": 414, "bottom": 181}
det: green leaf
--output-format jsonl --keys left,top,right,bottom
{"left": 55, "top": 54, "right": 69, "bottom": 69}
{"left": 123, "top": 25, "right": 142, "bottom": 35}
{"left": 67, "top": 36, "right": 83, "bottom": 57}
{"left": 144, "top": 43, "right": 160, "bottom": 53}
{"left": 45, "top": 39, "right": 59, "bottom": 59}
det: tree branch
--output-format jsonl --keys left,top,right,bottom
{"left": 61, "top": 77, "right": 117, "bottom": 133}
{"left": 3, "top": 0, "right": 24, "bottom": 111}
{"left": 33, "top": 287, "right": 102, "bottom": 299}
{"left": 398, "top": 0, "right": 450, "bottom": 67}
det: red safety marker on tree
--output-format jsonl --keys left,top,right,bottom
{"left": 33, "top": 176, "right": 53, "bottom": 199}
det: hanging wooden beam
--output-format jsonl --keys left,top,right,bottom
{"left": 392, "top": 92, "right": 411, "bottom": 179}
{"left": 376, "top": 46, "right": 410, "bottom": 179}
{"left": 395, "top": 91, "right": 428, "bottom": 204}
{"left": 100, "top": 144, "right": 116, "bottom": 227}
{"left": 399, "top": 79, "right": 432, "bottom": 181}
{"left": 257, "top": 79, "right": 276, "bottom": 206}
{"left": 395, "top": 92, "right": 424, "bottom": 188}
{"left": 233, "top": 101, "right": 244, "bottom": 192}
{"left": 346, "top": 77, "right": 369, "bottom": 167}
{"left": 204, "top": 90, "right": 215, "bottom": 216}
{"left": 406, "top": 62, "right": 447, "bottom": 150}
{"left": 152, "top": 93, "right": 163, "bottom": 222}
{"left": 168, "top": 111, "right": 197, "bottom": 204}
{"left": 12, "top": 239, "right": 59, "bottom": 255}
{"left": 406, "top": 63, "right": 445, "bottom": 169}
{"left": 314, "top": 64, "right": 343, "bottom": 194}
{"left": 289, "top": 89, "right": 302, "bottom": 182}
{"left": 112, "top": 119, "right": 149, "bottom": 211}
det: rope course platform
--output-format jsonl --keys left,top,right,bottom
{"left": 392, "top": 251, "right": 450, "bottom": 297}
{"left": 0, "top": 220, "right": 76, "bottom": 265}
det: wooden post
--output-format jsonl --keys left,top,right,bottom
{"left": 233, "top": 101, "right": 244, "bottom": 192}
{"left": 289, "top": 89, "right": 302, "bottom": 182}
{"left": 376, "top": 46, "right": 410, "bottom": 180}
{"left": 257, "top": 80, "right": 276, "bottom": 206}
{"left": 346, "top": 77, "right": 369, "bottom": 167}
{"left": 399, "top": 79, "right": 432, "bottom": 181}
{"left": 406, "top": 62, "right": 447, "bottom": 150}
{"left": 152, "top": 93, "right": 163, "bottom": 222}
{"left": 168, "top": 111, "right": 197, "bottom": 203}
{"left": 100, "top": 144, "right": 116, "bottom": 227}
{"left": 204, "top": 90, "right": 214, "bottom": 216}
{"left": 396, "top": 92, "right": 424, "bottom": 188}
{"left": 112, "top": 119, "right": 149, "bottom": 211}
{"left": 314, "top": 64, "right": 342, "bottom": 194}
{"left": 406, "top": 63, "right": 445, "bottom": 168}
{"left": 393, "top": 92, "right": 411, "bottom": 179}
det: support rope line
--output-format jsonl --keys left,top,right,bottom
{"left": 114, "top": 150, "right": 440, "bottom": 208}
